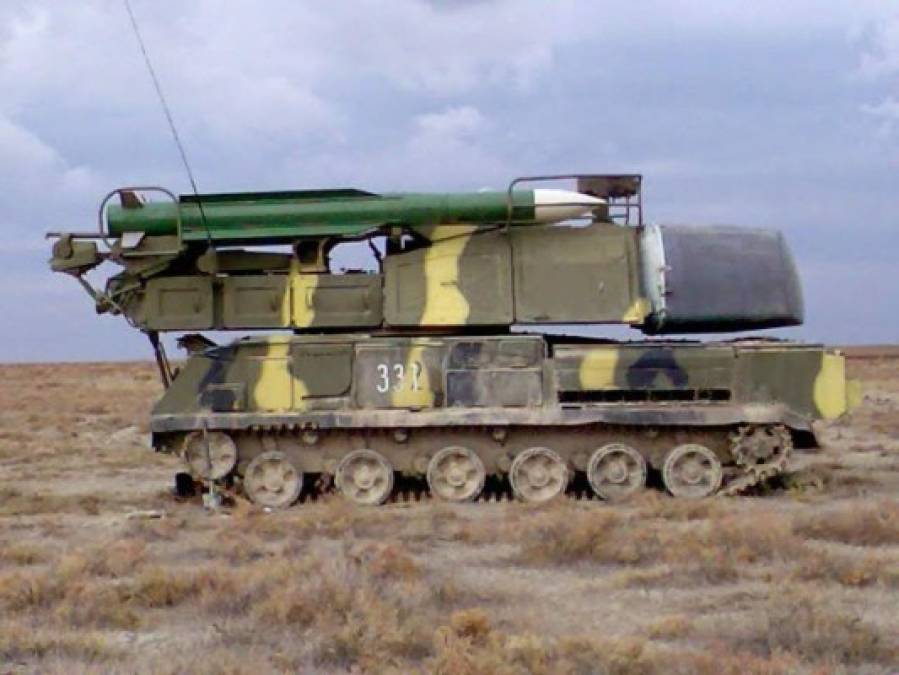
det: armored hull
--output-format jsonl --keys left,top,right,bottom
{"left": 150, "top": 333, "right": 853, "bottom": 505}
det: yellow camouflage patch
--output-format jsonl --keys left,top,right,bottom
{"left": 813, "top": 351, "right": 848, "bottom": 419}
{"left": 420, "top": 225, "right": 476, "bottom": 325}
{"left": 621, "top": 296, "right": 650, "bottom": 324}
{"left": 578, "top": 348, "right": 620, "bottom": 389}
{"left": 391, "top": 344, "right": 436, "bottom": 408}
{"left": 289, "top": 259, "right": 320, "bottom": 328}
{"left": 251, "top": 340, "right": 296, "bottom": 411}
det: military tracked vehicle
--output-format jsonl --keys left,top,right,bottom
{"left": 49, "top": 174, "right": 858, "bottom": 506}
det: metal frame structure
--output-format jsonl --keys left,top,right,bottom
{"left": 505, "top": 173, "right": 643, "bottom": 227}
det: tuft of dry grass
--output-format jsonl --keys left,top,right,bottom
{"left": 54, "top": 540, "right": 148, "bottom": 580}
{"left": 430, "top": 611, "right": 805, "bottom": 675}
{"left": 127, "top": 566, "right": 218, "bottom": 608}
{"left": 0, "top": 623, "right": 119, "bottom": 665}
{"left": 795, "top": 549, "right": 899, "bottom": 588}
{"left": 225, "top": 494, "right": 397, "bottom": 541}
{"left": 512, "top": 498, "right": 899, "bottom": 595}
{"left": 793, "top": 499, "right": 899, "bottom": 546}
{"left": 0, "top": 558, "right": 141, "bottom": 630}
{"left": 515, "top": 502, "right": 804, "bottom": 585}
{"left": 0, "top": 540, "right": 49, "bottom": 565}
{"left": 647, "top": 614, "right": 692, "bottom": 640}
{"left": 449, "top": 608, "right": 493, "bottom": 643}
{"left": 756, "top": 588, "right": 898, "bottom": 667}
{"left": 0, "top": 486, "right": 143, "bottom": 517}
{"left": 366, "top": 542, "right": 423, "bottom": 581}
{"left": 646, "top": 645, "right": 802, "bottom": 675}
{"left": 632, "top": 491, "right": 726, "bottom": 521}
{"left": 0, "top": 568, "right": 67, "bottom": 611}
{"left": 431, "top": 610, "right": 657, "bottom": 675}
{"left": 54, "top": 583, "right": 142, "bottom": 630}
{"left": 248, "top": 543, "right": 435, "bottom": 669}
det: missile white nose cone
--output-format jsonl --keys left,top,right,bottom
{"left": 532, "top": 189, "right": 605, "bottom": 223}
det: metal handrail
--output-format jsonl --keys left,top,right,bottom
{"left": 504, "top": 173, "right": 643, "bottom": 228}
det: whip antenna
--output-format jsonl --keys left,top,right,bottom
{"left": 122, "top": 0, "right": 212, "bottom": 246}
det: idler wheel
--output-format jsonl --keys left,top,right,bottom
{"left": 243, "top": 451, "right": 302, "bottom": 509}
{"left": 335, "top": 449, "right": 394, "bottom": 506}
{"left": 587, "top": 443, "right": 647, "bottom": 501}
{"left": 183, "top": 431, "right": 238, "bottom": 480}
{"left": 662, "top": 444, "right": 723, "bottom": 498}
{"left": 427, "top": 446, "right": 486, "bottom": 502}
{"left": 509, "top": 447, "right": 569, "bottom": 503}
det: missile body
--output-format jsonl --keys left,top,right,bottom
{"left": 106, "top": 188, "right": 603, "bottom": 244}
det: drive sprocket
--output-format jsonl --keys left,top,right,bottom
{"left": 721, "top": 424, "right": 793, "bottom": 496}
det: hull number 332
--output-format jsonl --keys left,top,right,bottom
{"left": 376, "top": 362, "right": 423, "bottom": 393}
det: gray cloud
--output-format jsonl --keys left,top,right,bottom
{"left": 859, "top": 15, "right": 899, "bottom": 77}
{"left": 858, "top": 15, "right": 899, "bottom": 141}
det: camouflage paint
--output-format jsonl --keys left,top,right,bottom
{"left": 621, "top": 297, "right": 650, "bottom": 323}
{"left": 151, "top": 335, "right": 855, "bottom": 441}
{"left": 814, "top": 351, "right": 850, "bottom": 419}
{"left": 288, "top": 260, "right": 319, "bottom": 328}
{"left": 251, "top": 339, "right": 294, "bottom": 411}
{"left": 562, "top": 345, "right": 734, "bottom": 393}
{"left": 60, "top": 216, "right": 806, "bottom": 339}
{"left": 419, "top": 225, "right": 478, "bottom": 325}
{"left": 392, "top": 344, "right": 437, "bottom": 408}
{"left": 577, "top": 349, "right": 620, "bottom": 389}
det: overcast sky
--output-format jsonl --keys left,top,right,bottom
{"left": 1, "top": 1, "right": 897, "bottom": 361}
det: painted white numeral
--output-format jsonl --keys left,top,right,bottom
{"left": 375, "top": 362, "right": 423, "bottom": 393}
{"left": 392, "top": 363, "right": 405, "bottom": 392}
{"left": 376, "top": 363, "right": 390, "bottom": 393}
{"left": 411, "top": 361, "right": 422, "bottom": 391}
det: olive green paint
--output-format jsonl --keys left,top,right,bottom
{"left": 107, "top": 190, "right": 539, "bottom": 243}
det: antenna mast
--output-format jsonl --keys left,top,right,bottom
{"left": 122, "top": 0, "right": 212, "bottom": 245}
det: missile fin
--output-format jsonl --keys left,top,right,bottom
{"left": 119, "top": 190, "right": 143, "bottom": 209}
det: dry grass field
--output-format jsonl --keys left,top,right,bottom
{"left": 0, "top": 348, "right": 897, "bottom": 674}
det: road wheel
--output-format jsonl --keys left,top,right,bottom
{"left": 243, "top": 451, "right": 302, "bottom": 509}
{"left": 335, "top": 449, "right": 394, "bottom": 506}
{"left": 427, "top": 446, "right": 486, "bottom": 502}
{"left": 587, "top": 443, "right": 647, "bottom": 501}
{"left": 662, "top": 443, "right": 723, "bottom": 498}
{"left": 183, "top": 431, "right": 238, "bottom": 480}
{"left": 510, "top": 447, "right": 569, "bottom": 503}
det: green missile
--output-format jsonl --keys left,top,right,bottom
{"left": 106, "top": 188, "right": 604, "bottom": 244}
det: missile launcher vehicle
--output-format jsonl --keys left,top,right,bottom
{"left": 49, "top": 174, "right": 859, "bottom": 506}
